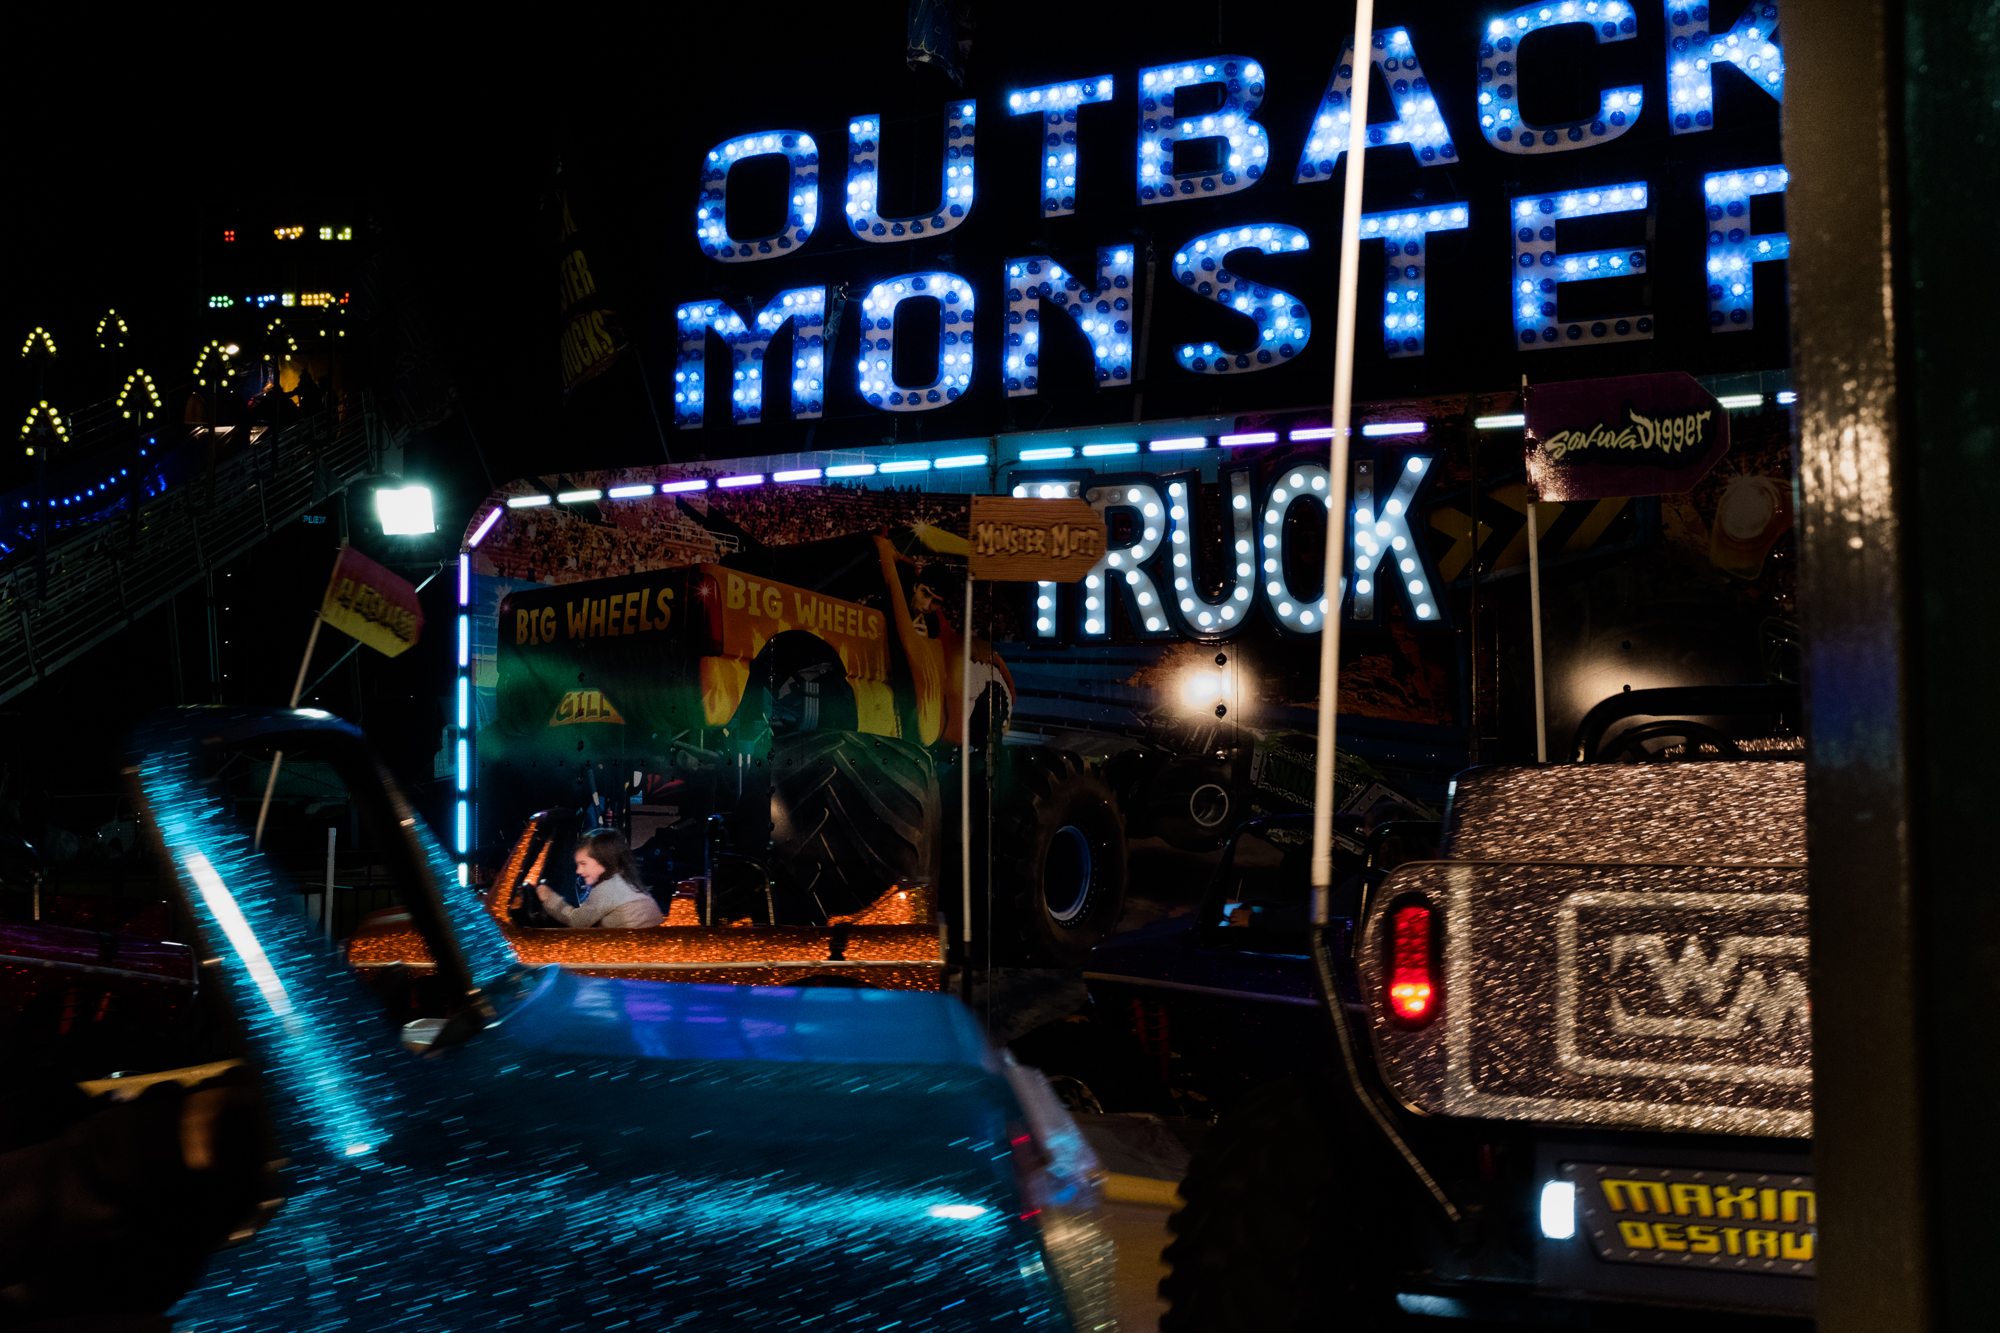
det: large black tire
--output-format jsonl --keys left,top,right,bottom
{"left": 1160, "top": 1074, "right": 1399, "bottom": 1332}
{"left": 993, "top": 748, "right": 1126, "bottom": 967}
{"left": 769, "top": 730, "right": 940, "bottom": 924}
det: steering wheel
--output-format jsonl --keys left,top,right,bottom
{"left": 1601, "top": 720, "right": 1744, "bottom": 764}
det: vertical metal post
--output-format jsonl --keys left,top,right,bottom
{"left": 166, "top": 593, "right": 184, "bottom": 707}
{"left": 1309, "top": 0, "right": 1375, "bottom": 923}
{"left": 204, "top": 571, "right": 222, "bottom": 703}
{"left": 1790, "top": 0, "right": 2000, "bottom": 1326}
{"left": 1526, "top": 502, "right": 1547, "bottom": 763}
{"left": 961, "top": 577, "right": 974, "bottom": 948}
{"left": 325, "top": 826, "right": 337, "bottom": 940}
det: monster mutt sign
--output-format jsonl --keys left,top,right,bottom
{"left": 665, "top": 1, "right": 1788, "bottom": 441}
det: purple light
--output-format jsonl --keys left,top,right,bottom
{"left": 1288, "top": 426, "right": 1338, "bottom": 441}
{"left": 457, "top": 554, "right": 470, "bottom": 607}
{"left": 659, "top": 479, "right": 709, "bottom": 494}
{"left": 717, "top": 474, "right": 763, "bottom": 488}
{"left": 774, "top": 468, "right": 823, "bottom": 482}
{"left": 1219, "top": 431, "right": 1278, "bottom": 447}
{"left": 467, "top": 508, "right": 502, "bottom": 547}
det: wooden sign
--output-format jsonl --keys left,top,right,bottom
{"left": 968, "top": 496, "right": 1107, "bottom": 583}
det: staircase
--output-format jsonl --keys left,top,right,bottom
{"left": 0, "top": 404, "right": 396, "bottom": 705}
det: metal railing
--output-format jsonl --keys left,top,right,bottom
{"left": 0, "top": 402, "right": 396, "bottom": 705}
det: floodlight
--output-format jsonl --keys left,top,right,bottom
{"left": 376, "top": 485, "right": 435, "bottom": 535}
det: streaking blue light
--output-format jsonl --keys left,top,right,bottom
{"left": 1297, "top": 27, "right": 1456, "bottom": 182}
{"left": 1003, "top": 247, "right": 1135, "bottom": 395}
{"left": 933, "top": 454, "right": 989, "bottom": 469}
{"left": 1480, "top": 1, "right": 1642, "bottom": 154}
{"left": 1006, "top": 76, "right": 1113, "bottom": 217}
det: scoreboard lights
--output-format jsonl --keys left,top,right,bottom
{"left": 678, "top": 3, "right": 1788, "bottom": 428}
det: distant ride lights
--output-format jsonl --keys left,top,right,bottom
{"left": 676, "top": 2, "right": 1786, "bottom": 426}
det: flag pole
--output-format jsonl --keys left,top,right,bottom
{"left": 1311, "top": 0, "right": 1376, "bottom": 926}
{"left": 254, "top": 613, "right": 322, "bottom": 850}
{"left": 961, "top": 578, "right": 975, "bottom": 951}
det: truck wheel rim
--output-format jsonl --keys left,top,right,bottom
{"left": 1044, "top": 825, "right": 1094, "bottom": 924}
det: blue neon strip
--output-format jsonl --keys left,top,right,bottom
{"left": 456, "top": 738, "right": 468, "bottom": 793}
{"left": 1018, "top": 447, "right": 1073, "bottom": 461}
{"left": 457, "top": 554, "right": 470, "bottom": 606}
{"left": 456, "top": 800, "right": 468, "bottom": 854}
{"left": 457, "top": 615, "right": 469, "bottom": 667}
{"left": 933, "top": 455, "right": 988, "bottom": 469}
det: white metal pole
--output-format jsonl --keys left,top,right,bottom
{"left": 254, "top": 614, "right": 323, "bottom": 850}
{"left": 325, "top": 825, "right": 337, "bottom": 939}
{"left": 1527, "top": 502, "right": 1548, "bottom": 762}
{"left": 1311, "top": 0, "right": 1376, "bottom": 926}
{"left": 961, "top": 578, "right": 975, "bottom": 949}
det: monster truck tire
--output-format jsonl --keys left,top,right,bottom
{"left": 1160, "top": 1073, "right": 1398, "bottom": 1333}
{"left": 769, "top": 730, "right": 940, "bottom": 925}
{"left": 993, "top": 748, "right": 1127, "bottom": 968}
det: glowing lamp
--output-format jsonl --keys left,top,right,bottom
{"left": 376, "top": 485, "right": 436, "bottom": 536}
{"left": 1388, "top": 903, "right": 1437, "bottom": 1023}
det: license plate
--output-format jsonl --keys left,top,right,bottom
{"left": 1564, "top": 1161, "right": 1815, "bottom": 1278}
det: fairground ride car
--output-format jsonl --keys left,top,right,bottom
{"left": 1068, "top": 686, "right": 1813, "bottom": 1328}
{"left": 115, "top": 705, "right": 1115, "bottom": 1331}
{"left": 484, "top": 524, "right": 1143, "bottom": 965}
{"left": 345, "top": 805, "right": 949, "bottom": 993}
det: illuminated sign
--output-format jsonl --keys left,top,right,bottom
{"left": 672, "top": 2, "right": 1787, "bottom": 430}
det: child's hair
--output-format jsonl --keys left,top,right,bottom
{"left": 576, "top": 827, "right": 643, "bottom": 890}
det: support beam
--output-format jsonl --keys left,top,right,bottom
{"left": 1791, "top": 0, "right": 2000, "bottom": 1327}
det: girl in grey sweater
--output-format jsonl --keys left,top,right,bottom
{"left": 535, "top": 829, "right": 665, "bottom": 929}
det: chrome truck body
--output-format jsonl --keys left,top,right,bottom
{"left": 1083, "top": 751, "right": 1812, "bottom": 1325}
{"left": 126, "top": 707, "right": 1112, "bottom": 1332}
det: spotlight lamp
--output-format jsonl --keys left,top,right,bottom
{"left": 376, "top": 485, "right": 436, "bottom": 536}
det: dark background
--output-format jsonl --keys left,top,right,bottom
{"left": 0, "top": 0, "right": 1787, "bottom": 822}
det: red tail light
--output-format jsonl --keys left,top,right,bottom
{"left": 1388, "top": 903, "right": 1437, "bottom": 1024}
